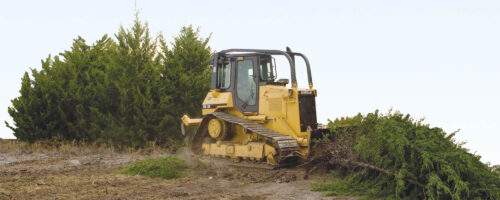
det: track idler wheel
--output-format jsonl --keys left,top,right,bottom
{"left": 207, "top": 118, "right": 228, "bottom": 140}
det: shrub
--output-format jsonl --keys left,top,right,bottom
{"left": 311, "top": 110, "right": 500, "bottom": 199}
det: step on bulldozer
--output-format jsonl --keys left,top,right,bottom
{"left": 182, "top": 47, "right": 328, "bottom": 168}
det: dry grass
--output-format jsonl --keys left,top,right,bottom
{"left": 0, "top": 138, "right": 170, "bottom": 156}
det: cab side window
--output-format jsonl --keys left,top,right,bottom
{"left": 217, "top": 62, "right": 231, "bottom": 88}
{"left": 259, "top": 58, "right": 275, "bottom": 81}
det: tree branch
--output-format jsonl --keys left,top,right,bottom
{"left": 329, "top": 158, "right": 426, "bottom": 188}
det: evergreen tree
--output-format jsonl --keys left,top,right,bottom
{"left": 6, "top": 19, "right": 212, "bottom": 148}
{"left": 162, "top": 25, "right": 212, "bottom": 119}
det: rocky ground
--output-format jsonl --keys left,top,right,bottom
{"left": 0, "top": 140, "right": 358, "bottom": 200}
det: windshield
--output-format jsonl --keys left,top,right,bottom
{"left": 259, "top": 57, "right": 276, "bottom": 81}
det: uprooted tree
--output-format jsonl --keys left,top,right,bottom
{"left": 5, "top": 18, "right": 212, "bottom": 148}
{"left": 311, "top": 110, "right": 500, "bottom": 199}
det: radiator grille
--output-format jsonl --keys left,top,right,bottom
{"left": 298, "top": 94, "right": 317, "bottom": 132}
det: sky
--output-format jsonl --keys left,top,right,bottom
{"left": 1, "top": 0, "right": 499, "bottom": 165}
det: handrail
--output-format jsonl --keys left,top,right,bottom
{"left": 286, "top": 47, "right": 313, "bottom": 89}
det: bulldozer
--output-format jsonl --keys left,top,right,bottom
{"left": 182, "top": 47, "right": 327, "bottom": 168}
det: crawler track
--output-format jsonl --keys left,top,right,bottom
{"left": 191, "top": 112, "right": 300, "bottom": 167}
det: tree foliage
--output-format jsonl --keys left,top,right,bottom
{"left": 311, "top": 110, "right": 500, "bottom": 199}
{"left": 162, "top": 25, "right": 212, "bottom": 120}
{"left": 6, "top": 18, "right": 212, "bottom": 148}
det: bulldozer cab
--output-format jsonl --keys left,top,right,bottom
{"left": 210, "top": 48, "right": 313, "bottom": 115}
{"left": 212, "top": 54, "right": 279, "bottom": 113}
{"left": 211, "top": 48, "right": 312, "bottom": 115}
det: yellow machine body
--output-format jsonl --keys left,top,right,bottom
{"left": 182, "top": 48, "right": 323, "bottom": 167}
{"left": 202, "top": 85, "right": 316, "bottom": 155}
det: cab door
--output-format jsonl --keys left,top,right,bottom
{"left": 234, "top": 56, "right": 259, "bottom": 113}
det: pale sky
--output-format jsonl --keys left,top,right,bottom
{"left": 1, "top": 0, "right": 499, "bottom": 165}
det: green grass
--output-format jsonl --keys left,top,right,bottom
{"left": 118, "top": 156, "right": 188, "bottom": 179}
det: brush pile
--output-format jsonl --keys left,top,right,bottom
{"left": 310, "top": 110, "right": 500, "bottom": 199}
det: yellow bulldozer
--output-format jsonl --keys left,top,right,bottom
{"left": 182, "top": 47, "right": 328, "bottom": 168}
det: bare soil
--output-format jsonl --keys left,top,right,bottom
{"left": 0, "top": 141, "right": 357, "bottom": 200}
